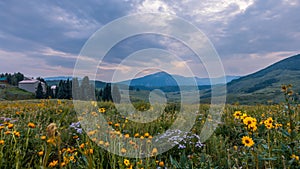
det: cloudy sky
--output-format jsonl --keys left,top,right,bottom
{"left": 0, "top": 0, "right": 299, "bottom": 81}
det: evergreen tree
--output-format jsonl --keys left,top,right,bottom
{"left": 37, "top": 77, "right": 46, "bottom": 84}
{"left": 35, "top": 82, "right": 44, "bottom": 99}
{"left": 45, "top": 86, "right": 53, "bottom": 99}
{"left": 80, "top": 76, "right": 94, "bottom": 100}
{"left": 112, "top": 84, "right": 121, "bottom": 103}
{"left": 57, "top": 80, "right": 65, "bottom": 99}
{"left": 99, "top": 89, "right": 103, "bottom": 101}
{"left": 14, "top": 72, "right": 24, "bottom": 82}
{"left": 0, "top": 72, "right": 24, "bottom": 86}
{"left": 6, "top": 73, "right": 12, "bottom": 85}
{"left": 72, "top": 77, "right": 80, "bottom": 100}
{"left": 102, "top": 83, "right": 112, "bottom": 101}
{"left": 65, "top": 79, "right": 72, "bottom": 99}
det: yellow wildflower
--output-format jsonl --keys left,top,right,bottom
{"left": 121, "top": 148, "right": 127, "bottom": 154}
{"left": 243, "top": 117, "right": 255, "bottom": 126}
{"left": 60, "top": 162, "right": 66, "bottom": 167}
{"left": 70, "top": 156, "right": 75, "bottom": 162}
{"left": 248, "top": 124, "right": 257, "bottom": 132}
{"left": 265, "top": 123, "right": 273, "bottom": 130}
{"left": 13, "top": 131, "right": 20, "bottom": 137}
{"left": 91, "top": 101, "right": 97, "bottom": 107}
{"left": 233, "top": 111, "right": 242, "bottom": 119}
{"left": 241, "top": 136, "right": 254, "bottom": 147}
{"left": 240, "top": 113, "right": 248, "bottom": 120}
{"left": 79, "top": 143, "right": 85, "bottom": 149}
{"left": 152, "top": 148, "right": 158, "bottom": 155}
{"left": 98, "top": 140, "right": 104, "bottom": 145}
{"left": 28, "top": 122, "right": 36, "bottom": 128}
{"left": 124, "top": 134, "right": 130, "bottom": 138}
{"left": 233, "top": 146, "right": 238, "bottom": 151}
{"left": 159, "top": 161, "right": 164, "bottom": 167}
{"left": 124, "top": 159, "right": 130, "bottom": 166}
{"left": 48, "top": 160, "right": 58, "bottom": 167}
{"left": 99, "top": 108, "right": 106, "bottom": 113}
{"left": 291, "top": 154, "right": 299, "bottom": 161}
{"left": 38, "top": 151, "right": 44, "bottom": 156}
{"left": 264, "top": 117, "right": 273, "bottom": 125}
{"left": 91, "top": 111, "right": 98, "bottom": 117}
{"left": 8, "top": 123, "right": 14, "bottom": 129}
{"left": 4, "top": 131, "right": 11, "bottom": 135}
{"left": 144, "top": 132, "right": 150, "bottom": 137}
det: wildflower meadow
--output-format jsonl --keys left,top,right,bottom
{"left": 0, "top": 85, "right": 299, "bottom": 168}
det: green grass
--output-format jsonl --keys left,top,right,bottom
{"left": 0, "top": 85, "right": 34, "bottom": 100}
{"left": 0, "top": 86, "right": 299, "bottom": 168}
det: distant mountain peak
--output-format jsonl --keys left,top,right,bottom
{"left": 118, "top": 71, "right": 239, "bottom": 87}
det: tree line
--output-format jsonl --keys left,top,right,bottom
{"left": 36, "top": 76, "right": 121, "bottom": 102}
{"left": 0, "top": 72, "right": 24, "bottom": 86}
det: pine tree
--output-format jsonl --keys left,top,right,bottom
{"left": 45, "top": 86, "right": 53, "bottom": 99}
{"left": 35, "top": 82, "right": 44, "bottom": 99}
{"left": 112, "top": 84, "right": 121, "bottom": 103}
{"left": 72, "top": 78, "right": 80, "bottom": 100}
{"left": 102, "top": 83, "right": 112, "bottom": 101}
{"left": 80, "top": 76, "right": 95, "bottom": 100}
{"left": 57, "top": 80, "right": 65, "bottom": 99}
{"left": 65, "top": 79, "right": 72, "bottom": 99}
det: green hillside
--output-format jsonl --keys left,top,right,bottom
{"left": 226, "top": 54, "right": 300, "bottom": 104}
{"left": 0, "top": 85, "right": 34, "bottom": 100}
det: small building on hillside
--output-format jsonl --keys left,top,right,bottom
{"left": 0, "top": 77, "right": 8, "bottom": 88}
{"left": 0, "top": 77, "right": 8, "bottom": 83}
{"left": 51, "top": 85, "right": 57, "bottom": 95}
{"left": 18, "top": 79, "right": 46, "bottom": 93}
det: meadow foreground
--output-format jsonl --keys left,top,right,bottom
{"left": 0, "top": 89, "right": 299, "bottom": 168}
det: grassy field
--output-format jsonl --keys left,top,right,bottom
{"left": 0, "top": 86, "right": 299, "bottom": 168}
{"left": 0, "top": 85, "right": 34, "bottom": 101}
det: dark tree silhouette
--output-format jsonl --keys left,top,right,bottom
{"left": 112, "top": 84, "right": 121, "bottom": 103}
{"left": 35, "top": 82, "right": 44, "bottom": 99}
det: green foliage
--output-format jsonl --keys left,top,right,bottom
{"left": 226, "top": 54, "right": 300, "bottom": 104}
{"left": 79, "top": 76, "right": 94, "bottom": 100}
{"left": 0, "top": 85, "right": 299, "bottom": 168}
{"left": 0, "top": 86, "right": 34, "bottom": 100}
{"left": 35, "top": 82, "right": 44, "bottom": 99}
{"left": 56, "top": 79, "right": 72, "bottom": 99}
{"left": 101, "top": 83, "right": 112, "bottom": 102}
{"left": 112, "top": 85, "right": 121, "bottom": 103}
{"left": 0, "top": 72, "right": 24, "bottom": 86}
{"left": 170, "top": 152, "right": 193, "bottom": 169}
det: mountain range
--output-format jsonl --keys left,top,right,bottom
{"left": 224, "top": 54, "right": 300, "bottom": 104}
{"left": 44, "top": 76, "right": 73, "bottom": 81}
{"left": 118, "top": 72, "right": 239, "bottom": 87}
{"left": 43, "top": 54, "right": 300, "bottom": 104}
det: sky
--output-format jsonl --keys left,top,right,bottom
{"left": 0, "top": 0, "right": 300, "bottom": 81}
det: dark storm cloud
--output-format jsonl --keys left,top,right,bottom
{"left": 215, "top": 0, "right": 300, "bottom": 56}
{"left": 0, "top": 0, "right": 134, "bottom": 54}
{"left": 0, "top": 0, "right": 135, "bottom": 77}
{"left": 0, "top": 0, "right": 299, "bottom": 78}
